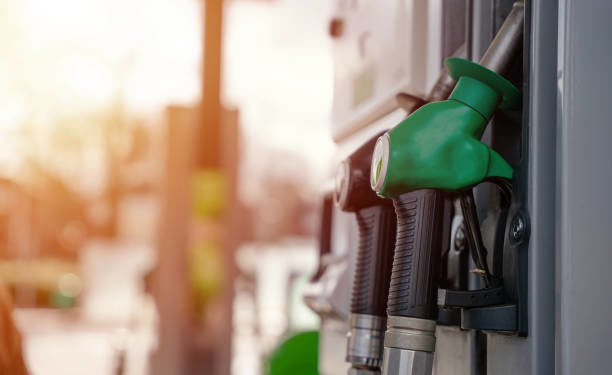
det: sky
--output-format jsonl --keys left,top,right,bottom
{"left": 0, "top": 0, "right": 202, "bottom": 189}
{"left": 0, "top": 0, "right": 336, "bottom": 200}
{"left": 223, "top": 0, "right": 336, "bottom": 203}
{"left": 0, "top": 0, "right": 202, "bottom": 118}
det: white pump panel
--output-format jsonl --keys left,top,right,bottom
{"left": 330, "top": 0, "right": 445, "bottom": 141}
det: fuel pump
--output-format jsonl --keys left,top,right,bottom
{"left": 369, "top": 3, "right": 525, "bottom": 374}
{"left": 335, "top": 134, "right": 397, "bottom": 375}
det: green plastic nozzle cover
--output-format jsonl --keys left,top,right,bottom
{"left": 266, "top": 331, "right": 319, "bottom": 375}
{"left": 373, "top": 58, "right": 520, "bottom": 198}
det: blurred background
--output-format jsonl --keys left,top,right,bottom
{"left": 0, "top": 0, "right": 336, "bottom": 374}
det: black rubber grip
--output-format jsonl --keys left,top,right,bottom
{"left": 311, "top": 193, "right": 334, "bottom": 282}
{"left": 350, "top": 204, "right": 397, "bottom": 315}
{"left": 387, "top": 189, "right": 444, "bottom": 320}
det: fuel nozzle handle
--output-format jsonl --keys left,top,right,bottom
{"left": 363, "top": 189, "right": 443, "bottom": 375}
{"left": 345, "top": 204, "right": 396, "bottom": 373}
{"left": 352, "top": 205, "right": 396, "bottom": 317}
{"left": 336, "top": 133, "right": 397, "bottom": 374}
{"left": 387, "top": 190, "right": 443, "bottom": 320}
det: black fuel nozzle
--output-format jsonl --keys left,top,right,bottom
{"left": 335, "top": 133, "right": 397, "bottom": 374}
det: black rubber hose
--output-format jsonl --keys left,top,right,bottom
{"left": 387, "top": 189, "right": 444, "bottom": 320}
{"left": 350, "top": 204, "right": 397, "bottom": 316}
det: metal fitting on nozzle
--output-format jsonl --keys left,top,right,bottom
{"left": 346, "top": 314, "right": 386, "bottom": 374}
{"left": 382, "top": 317, "right": 436, "bottom": 375}
{"left": 335, "top": 133, "right": 397, "bottom": 374}
{"left": 348, "top": 368, "right": 380, "bottom": 375}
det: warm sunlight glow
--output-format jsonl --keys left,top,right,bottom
{"left": 224, "top": 0, "right": 335, "bottom": 204}
{"left": 1, "top": 0, "right": 201, "bottom": 123}
{"left": 0, "top": 0, "right": 201, "bottom": 182}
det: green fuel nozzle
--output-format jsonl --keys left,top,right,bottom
{"left": 374, "top": 60, "right": 521, "bottom": 375}
{"left": 371, "top": 58, "right": 519, "bottom": 198}
{"left": 377, "top": 3, "right": 524, "bottom": 374}
{"left": 374, "top": 7, "right": 524, "bottom": 375}
{"left": 375, "top": 61, "right": 520, "bottom": 375}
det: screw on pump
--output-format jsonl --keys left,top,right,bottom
{"left": 335, "top": 132, "right": 398, "bottom": 375}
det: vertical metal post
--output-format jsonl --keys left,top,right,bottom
{"left": 200, "top": 0, "right": 224, "bottom": 168}
{"left": 152, "top": 106, "right": 198, "bottom": 375}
